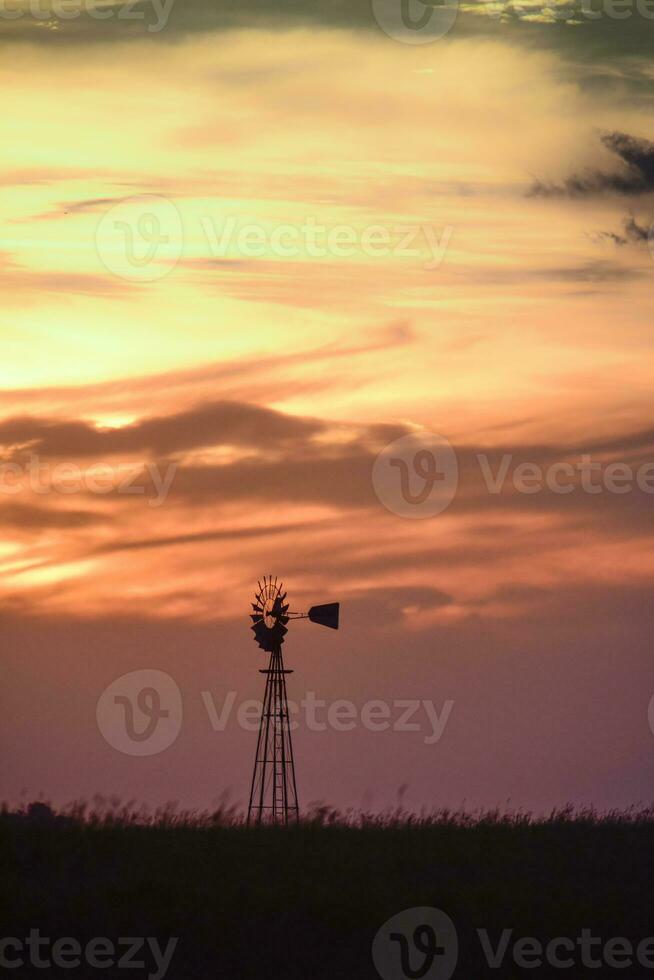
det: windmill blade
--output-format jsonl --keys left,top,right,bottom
{"left": 308, "top": 602, "right": 340, "bottom": 630}
{"left": 251, "top": 621, "right": 269, "bottom": 645}
{"left": 250, "top": 614, "right": 263, "bottom": 624}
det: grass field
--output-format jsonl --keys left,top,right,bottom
{"left": 2, "top": 801, "right": 653, "bottom": 979}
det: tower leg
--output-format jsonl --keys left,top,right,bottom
{"left": 247, "top": 647, "right": 299, "bottom": 826}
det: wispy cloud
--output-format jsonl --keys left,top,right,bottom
{"left": 531, "top": 130, "right": 654, "bottom": 197}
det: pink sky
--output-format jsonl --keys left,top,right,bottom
{"left": 2, "top": 11, "right": 654, "bottom": 813}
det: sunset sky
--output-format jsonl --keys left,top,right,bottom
{"left": 2, "top": 0, "right": 654, "bottom": 815}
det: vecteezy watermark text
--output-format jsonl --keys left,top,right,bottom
{"left": 373, "top": 431, "right": 654, "bottom": 519}
{"left": 201, "top": 215, "right": 453, "bottom": 270}
{"left": 373, "top": 907, "right": 654, "bottom": 979}
{"left": 0, "top": 0, "right": 175, "bottom": 32}
{"left": 0, "top": 455, "right": 177, "bottom": 507}
{"left": 496, "top": 0, "right": 654, "bottom": 23}
{"left": 477, "top": 453, "right": 654, "bottom": 496}
{"left": 202, "top": 690, "right": 454, "bottom": 745}
{"left": 0, "top": 932, "right": 178, "bottom": 979}
{"left": 96, "top": 670, "right": 454, "bottom": 757}
{"left": 370, "top": 0, "right": 654, "bottom": 47}
{"left": 93, "top": 196, "right": 454, "bottom": 282}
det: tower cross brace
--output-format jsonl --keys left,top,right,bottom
{"left": 247, "top": 645, "right": 299, "bottom": 826}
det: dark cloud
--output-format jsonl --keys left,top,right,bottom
{"left": 93, "top": 520, "right": 317, "bottom": 555}
{"left": 159, "top": 432, "right": 654, "bottom": 531}
{"left": 544, "top": 259, "right": 643, "bottom": 282}
{"left": 21, "top": 197, "right": 125, "bottom": 223}
{"left": 2, "top": 397, "right": 654, "bottom": 545}
{"left": 340, "top": 585, "right": 454, "bottom": 628}
{"left": 0, "top": 502, "right": 109, "bottom": 530}
{"left": 464, "top": 259, "right": 643, "bottom": 284}
{"left": 157, "top": 452, "right": 379, "bottom": 508}
{"left": 596, "top": 214, "right": 651, "bottom": 247}
{"left": 0, "top": 0, "right": 391, "bottom": 43}
{"left": 1, "top": 0, "right": 654, "bottom": 66}
{"left": 531, "top": 131, "right": 654, "bottom": 198}
{"left": 0, "top": 397, "right": 411, "bottom": 465}
{"left": 0, "top": 401, "right": 329, "bottom": 459}
{"left": 74, "top": 415, "right": 654, "bottom": 553}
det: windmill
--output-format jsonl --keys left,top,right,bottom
{"left": 248, "top": 576, "right": 340, "bottom": 826}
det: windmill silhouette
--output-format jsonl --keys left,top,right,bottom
{"left": 248, "top": 576, "right": 340, "bottom": 826}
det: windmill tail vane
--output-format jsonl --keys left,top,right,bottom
{"left": 247, "top": 576, "right": 340, "bottom": 827}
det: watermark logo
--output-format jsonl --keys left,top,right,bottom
{"left": 373, "top": 907, "right": 459, "bottom": 980}
{"left": 647, "top": 694, "right": 654, "bottom": 738}
{"left": 372, "top": 432, "right": 459, "bottom": 519}
{"left": 96, "top": 196, "right": 183, "bottom": 282}
{"left": 375, "top": 908, "right": 654, "bottom": 974}
{"left": 97, "top": 670, "right": 183, "bottom": 757}
{"left": 95, "top": 207, "right": 453, "bottom": 277}
{"left": 97, "top": 679, "right": 453, "bottom": 755}
{"left": 371, "top": 0, "right": 458, "bottom": 43}
{"left": 374, "top": 436, "right": 654, "bottom": 520}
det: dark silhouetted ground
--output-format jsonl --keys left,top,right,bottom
{"left": 2, "top": 801, "right": 653, "bottom": 978}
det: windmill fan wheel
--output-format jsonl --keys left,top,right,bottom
{"left": 250, "top": 577, "right": 290, "bottom": 651}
